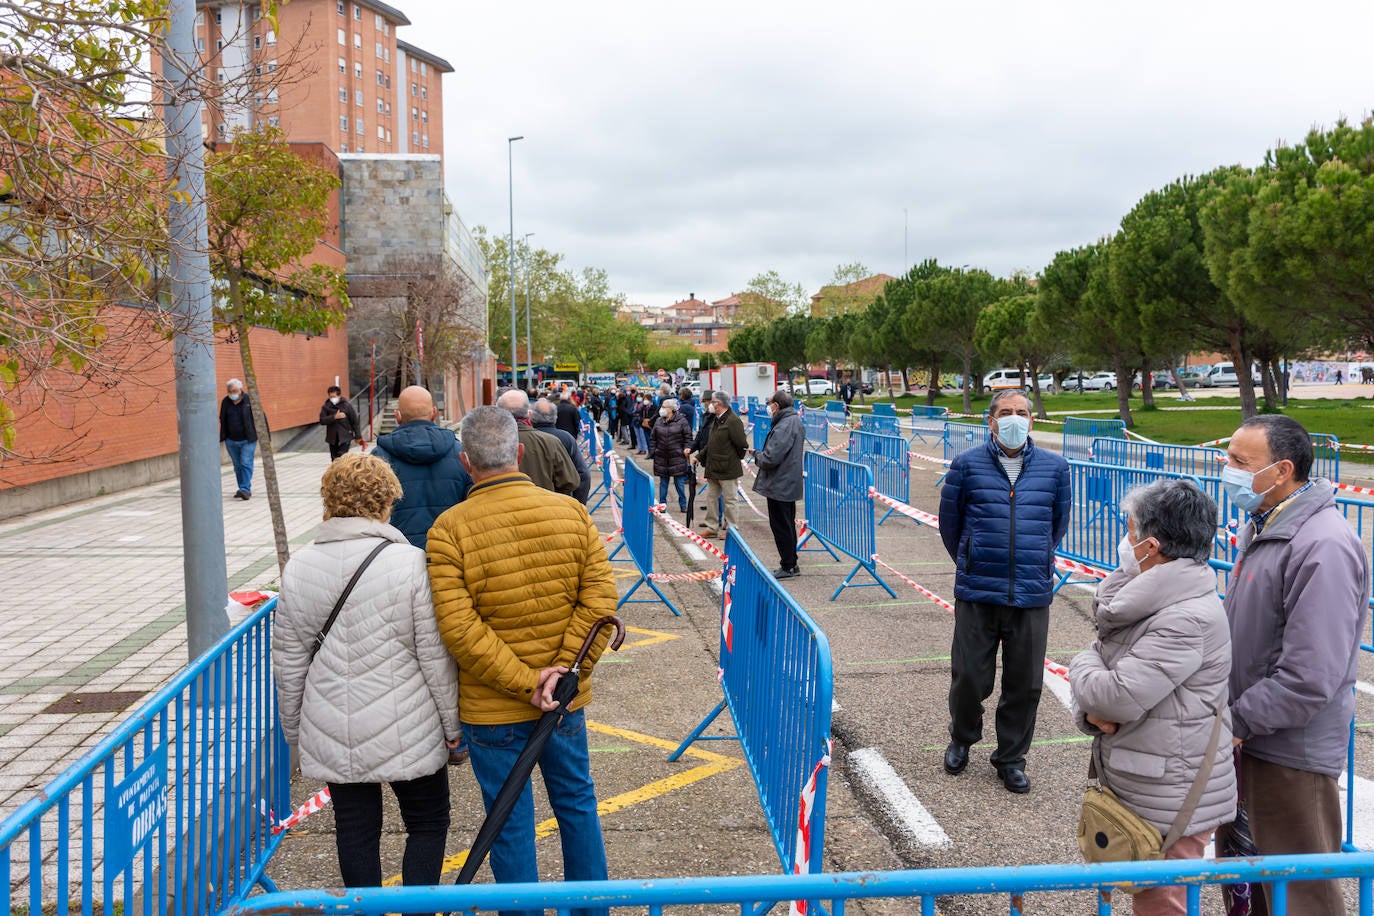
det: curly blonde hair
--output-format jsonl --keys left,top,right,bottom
{"left": 320, "top": 453, "right": 403, "bottom": 521}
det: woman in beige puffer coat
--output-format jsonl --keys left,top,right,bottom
{"left": 274, "top": 454, "right": 460, "bottom": 889}
{"left": 1070, "top": 478, "right": 1236, "bottom": 916}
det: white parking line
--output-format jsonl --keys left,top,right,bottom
{"left": 683, "top": 543, "right": 708, "bottom": 562}
{"left": 1355, "top": 681, "right": 1374, "bottom": 698}
{"left": 1340, "top": 770, "right": 1374, "bottom": 850}
{"left": 849, "top": 747, "right": 952, "bottom": 849}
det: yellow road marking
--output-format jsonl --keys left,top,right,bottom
{"left": 384, "top": 720, "right": 742, "bottom": 883}
{"left": 623, "top": 625, "right": 680, "bottom": 648}
{"left": 613, "top": 567, "right": 641, "bottom": 579}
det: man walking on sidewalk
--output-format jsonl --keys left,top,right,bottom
{"left": 937, "top": 389, "right": 1070, "bottom": 793}
{"left": 750, "top": 390, "right": 804, "bottom": 578}
{"left": 318, "top": 385, "right": 366, "bottom": 461}
{"left": 219, "top": 378, "right": 258, "bottom": 500}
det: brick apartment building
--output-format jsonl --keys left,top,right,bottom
{"left": 626, "top": 294, "right": 744, "bottom": 354}
{"left": 0, "top": 0, "right": 487, "bottom": 518}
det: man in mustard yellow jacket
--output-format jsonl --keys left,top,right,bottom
{"left": 427, "top": 406, "right": 616, "bottom": 913}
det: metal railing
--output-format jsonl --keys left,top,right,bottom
{"left": 798, "top": 451, "right": 896, "bottom": 601}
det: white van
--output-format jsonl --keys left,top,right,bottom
{"left": 982, "top": 368, "right": 1029, "bottom": 391}
{"left": 1207, "top": 362, "right": 1260, "bottom": 387}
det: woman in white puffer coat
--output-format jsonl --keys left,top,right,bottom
{"left": 1070, "top": 478, "right": 1237, "bottom": 916}
{"left": 274, "top": 454, "right": 460, "bottom": 889}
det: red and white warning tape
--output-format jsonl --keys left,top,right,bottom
{"left": 1195, "top": 436, "right": 1232, "bottom": 448}
{"left": 272, "top": 786, "right": 331, "bottom": 834}
{"left": 1335, "top": 481, "right": 1374, "bottom": 496}
{"left": 907, "top": 450, "right": 951, "bottom": 467}
{"left": 868, "top": 488, "right": 939, "bottom": 526}
{"left": 1340, "top": 442, "right": 1374, "bottom": 453}
{"left": 648, "top": 568, "right": 723, "bottom": 582}
{"left": 1052, "top": 556, "right": 1108, "bottom": 580}
{"left": 737, "top": 483, "right": 768, "bottom": 519}
{"left": 788, "top": 738, "right": 833, "bottom": 916}
{"left": 649, "top": 505, "right": 729, "bottom": 561}
{"left": 720, "top": 563, "right": 736, "bottom": 652}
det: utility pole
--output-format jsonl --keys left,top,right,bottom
{"left": 162, "top": 0, "right": 229, "bottom": 659}
{"left": 524, "top": 231, "right": 534, "bottom": 390}
{"left": 507, "top": 135, "right": 523, "bottom": 390}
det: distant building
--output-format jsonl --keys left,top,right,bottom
{"left": 809, "top": 274, "right": 895, "bottom": 319}
{"left": 619, "top": 294, "right": 745, "bottom": 354}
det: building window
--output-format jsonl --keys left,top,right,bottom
{"left": 253, "top": 7, "right": 261, "bottom": 21}
{"left": 421, "top": 86, "right": 427, "bottom": 100}
{"left": 354, "top": 62, "right": 362, "bottom": 78}
{"left": 338, "top": 56, "right": 346, "bottom": 73}
{"left": 195, "top": 11, "right": 204, "bottom": 25}
{"left": 337, "top": 28, "right": 345, "bottom": 45}
{"left": 217, "top": 122, "right": 227, "bottom": 137}
{"left": 375, "top": 13, "right": 383, "bottom": 28}
{"left": 384, "top": 102, "right": 390, "bottom": 115}
{"left": 354, "top": 89, "right": 363, "bottom": 105}
{"left": 420, "top": 61, "right": 427, "bottom": 76}
{"left": 411, "top": 106, "right": 417, "bottom": 121}
{"left": 265, "top": 29, "right": 275, "bottom": 44}
{"left": 376, "top": 98, "right": 384, "bottom": 113}
{"left": 377, "top": 125, "right": 385, "bottom": 140}
{"left": 215, "top": 38, "right": 223, "bottom": 51}
{"left": 385, "top": 129, "right": 391, "bottom": 142}
{"left": 337, "top": 0, "right": 344, "bottom": 13}
{"left": 420, "top": 109, "right": 427, "bottom": 124}
{"left": 375, "top": 41, "right": 383, "bottom": 58}
{"left": 214, "top": 10, "right": 222, "bottom": 25}
{"left": 421, "top": 132, "right": 428, "bottom": 148}
{"left": 353, "top": 3, "right": 361, "bottom": 19}
{"left": 412, "top": 130, "right": 418, "bottom": 145}
{"left": 253, "top": 35, "right": 261, "bottom": 50}
{"left": 253, "top": 64, "right": 261, "bottom": 76}
{"left": 340, "top": 115, "right": 348, "bottom": 131}
{"left": 196, "top": 37, "right": 205, "bottom": 51}
{"left": 254, "top": 92, "right": 263, "bottom": 106}
{"left": 383, "top": 46, "right": 389, "bottom": 62}
{"left": 339, "top": 87, "right": 347, "bottom": 102}
{"left": 385, "top": 75, "right": 390, "bottom": 88}
{"left": 267, "top": 59, "right": 277, "bottom": 72}
{"left": 267, "top": 115, "right": 279, "bottom": 127}
{"left": 383, "top": 22, "right": 389, "bottom": 35}
{"left": 410, "top": 82, "right": 417, "bottom": 96}
{"left": 340, "top": 144, "right": 347, "bottom": 152}
{"left": 410, "top": 57, "right": 417, "bottom": 73}
{"left": 353, "top": 32, "right": 361, "bottom": 49}
{"left": 267, "top": 88, "right": 278, "bottom": 103}
{"left": 376, "top": 69, "right": 384, "bottom": 85}
{"left": 355, "top": 118, "right": 363, "bottom": 134}
{"left": 357, "top": 144, "right": 364, "bottom": 152}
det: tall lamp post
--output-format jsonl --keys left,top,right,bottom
{"left": 523, "top": 231, "right": 535, "bottom": 389}
{"left": 507, "top": 134, "right": 524, "bottom": 390}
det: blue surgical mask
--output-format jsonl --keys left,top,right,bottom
{"left": 994, "top": 414, "right": 1030, "bottom": 451}
{"left": 1220, "top": 461, "right": 1278, "bottom": 513}
{"left": 229, "top": 392, "right": 242, "bottom": 402}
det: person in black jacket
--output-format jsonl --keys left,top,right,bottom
{"left": 370, "top": 386, "right": 472, "bottom": 548}
{"left": 650, "top": 399, "right": 693, "bottom": 513}
{"left": 219, "top": 378, "right": 258, "bottom": 500}
{"left": 555, "top": 389, "right": 582, "bottom": 441}
{"left": 319, "top": 385, "right": 365, "bottom": 461}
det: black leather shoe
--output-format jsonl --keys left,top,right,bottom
{"left": 773, "top": 566, "right": 799, "bottom": 580}
{"left": 998, "top": 766, "right": 1030, "bottom": 793}
{"left": 943, "top": 742, "right": 969, "bottom": 775}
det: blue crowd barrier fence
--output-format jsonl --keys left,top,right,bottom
{"left": 1313, "top": 433, "right": 1341, "bottom": 483}
{"left": 750, "top": 404, "right": 772, "bottom": 451}
{"left": 223, "top": 852, "right": 1374, "bottom": 915}
{"left": 670, "top": 530, "right": 834, "bottom": 885}
{"left": 798, "top": 451, "right": 896, "bottom": 600}
{"left": 824, "top": 400, "right": 847, "bottom": 428}
{"left": 1336, "top": 491, "right": 1374, "bottom": 611}
{"left": 613, "top": 458, "right": 681, "bottom": 615}
{"left": 801, "top": 406, "right": 830, "bottom": 450}
{"left": 857, "top": 413, "right": 900, "bottom": 435}
{"left": 942, "top": 421, "right": 990, "bottom": 463}
{"left": 910, "top": 405, "right": 949, "bottom": 419}
{"left": 848, "top": 430, "right": 911, "bottom": 526}
{"left": 1063, "top": 416, "right": 1127, "bottom": 460}
{"left": 906, "top": 408, "right": 948, "bottom": 448}
{"left": 579, "top": 407, "right": 598, "bottom": 459}
{"left": 0, "top": 598, "right": 291, "bottom": 916}
{"left": 1090, "top": 438, "right": 1227, "bottom": 477}
{"left": 872, "top": 402, "right": 896, "bottom": 418}
{"left": 587, "top": 433, "right": 617, "bottom": 513}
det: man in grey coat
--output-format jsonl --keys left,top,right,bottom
{"left": 1220, "top": 414, "right": 1370, "bottom": 915}
{"left": 751, "top": 390, "right": 805, "bottom": 578}
{"left": 532, "top": 397, "right": 591, "bottom": 504}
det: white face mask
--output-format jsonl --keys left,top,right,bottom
{"left": 329, "top": 396, "right": 340, "bottom": 405}
{"left": 1116, "top": 534, "right": 1154, "bottom": 576}
{"left": 228, "top": 392, "right": 241, "bottom": 402}
{"left": 994, "top": 414, "right": 1030, "bottom": 450}
{"left": 659, "top": 407, "right": 670, "bottom": 419}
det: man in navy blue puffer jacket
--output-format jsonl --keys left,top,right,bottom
{"left": 937, "top": 389, "right": 1070, "bottom": 794}
{"left": 371, "top": 386, "right": 473, "bottom": 549}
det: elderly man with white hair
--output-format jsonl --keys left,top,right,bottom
{"left": 218, "top": 378, "right": 258, "bottom": 500}
{"left": 495, "top": 387, "right": 579, "bottom": 497}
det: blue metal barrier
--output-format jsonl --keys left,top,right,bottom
{"left": 907, "top": 407, "right": 949, "bottom": 448}
{"left": 858, "top": 413, "right": 900, "bottom": 435}
{"left": 1336, "top": 491, "right": 1374, "bottom": 610}
{"left": 614, "top": 458, "right": 681, "bottom": 615}
{"left": 1063, "top": 416, "right": 1127, "bottom": 460}
{"left": 798, "top": 451, "right": 896, "bottom": 600}
{"left": 1090, "top": 438, "right": 1227, "bottom": 476}
{"left": 872, "top": 402, "right": 896, "bottom": 418}
{"left": 670, "top": 530, "right": 833, "bottom": 884}
{"left": 910, "top": 405, "right": 949, "bottom": 419}
{"left": 801, "top": 406, "right": 829, "bottom": 450}
{"left": 749, "top": 404, "right": 772, "bottom": 451}
{"left": 1313, "top": 433, "right": 1341, "bottom": 483}
{"left": 943, "top": 421, "right": 990, "bottom": 462}
{"left": 0, "top": 598, "right": 291, "bottom": 916}
{"left": 224, "top": 853, "right": 1374, "bottom": 915}
{"left": 849, "top": 430, "right": 910, "bottom": 526}
{"left": 579, "top": 407, "right": 597, "bottom": 460}
{"left": 824, "top": 400, "right": 847, "bottom": 428}
{"left": 588, "top": 433, "right": 617, "bottom": 513}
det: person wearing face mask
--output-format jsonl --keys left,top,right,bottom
{"left": 750, "top": 390, "right": 805, "bottom": 579}
{"left": 1216, "top": 415, "right": 1369, "bottom": 915}
{"left": 649, "top": 398, "right": 692, "bottom": 513}
{"left": 319, "top": 385, "right": 366, "bottom": 462}
{"left": 633, "top": 395, "right": 654, "bottom": 455}
{"left": 1069, "top": 480, "right": 1236, "bottom": 915}
{"left": 219, "top": 377, "right": 258, "bottom": 500}
{"left": 937, "top": 389, "right": 1070, "bottom": 793}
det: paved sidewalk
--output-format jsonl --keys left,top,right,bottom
{"left": 0, "top": 450, "right": 334, "bottom": 820}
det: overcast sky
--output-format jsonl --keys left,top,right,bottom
{"left": 397, "top": 0, "right": 1374, "bottom": 308}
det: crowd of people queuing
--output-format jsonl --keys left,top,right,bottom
{"left": 264, "top": 373, "right": 1369, "bottom": 915}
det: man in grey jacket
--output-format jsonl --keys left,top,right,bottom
{"left": 751, "top": 390, "right": 805, "bottom": 578}
{"left": 1220, "top": 414, "right": 1370, "bottom": 915}
{"left": 532, "top": 397, "right": 591, "bottom": 504}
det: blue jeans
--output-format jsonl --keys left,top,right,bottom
{"left": 463, "top": 709, "right": 608, "bottom": 916}
{"left": 224, "top": 439, "right": 255, "bottom": 494}
{"left": 635, "top": 425, "right": 650, "bottom": 451}
{"left": 658, "top": 474, "right": 687, "bottom": 510}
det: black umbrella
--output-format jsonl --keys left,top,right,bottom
{"left": 454, "top": 615, "right": 626, "bottom": 887}
{"left": 685, "top": 466, "right": 698, "bottom": 529}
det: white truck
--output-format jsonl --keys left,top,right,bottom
{"left": 706, "top": 362, "right": 777, "bottom": 403}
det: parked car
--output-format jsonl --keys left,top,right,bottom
{"left": 792, "top": 378, "right": 834, "bottom": 396}
{"left": 982, "top": 368, "right": 1031, "bottom": 391}
{"left": 1065, "top": 371, "right": 1117, "bottom": 391}
{"left": 1206, "top": 362, "right": 1261, "bottom": 387}
{"left": 1175, "top": 368, "right": 1209, "bottom": 388}
{"left": 1136, "top": 372, "right": 1175, "bottom": 390}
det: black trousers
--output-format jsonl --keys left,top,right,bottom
{"left": 766, "top": 497, "right": 798, "bottom": 570}
{"left": 328, "top": 765, "right": 450, "bottom": 889}
{"left": 947, "top": 600, "right": 1049, "bottom": 771}
{"left": 328, "top": 440, "right": 351, "bottom": 461}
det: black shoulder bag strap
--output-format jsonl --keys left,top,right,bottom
{"left": 308, "top": 539, "right": 391, "bottom": 663}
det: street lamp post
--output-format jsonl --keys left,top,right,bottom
{"left": 523, "top": 232, "right": 535, "bottom": 390}
{"left": 507, "top": 135, "right": 524, "bottom": 390}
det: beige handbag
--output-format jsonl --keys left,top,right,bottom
{"left": 1077, "top": 706, "right": 1224, "bottom": 887}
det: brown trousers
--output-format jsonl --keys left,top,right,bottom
{"left": 1222, "top": 752, "right": 1346, "bottom": 916}
{"left": 1131, "top": 831, "right": 1210, "bottom": 916}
